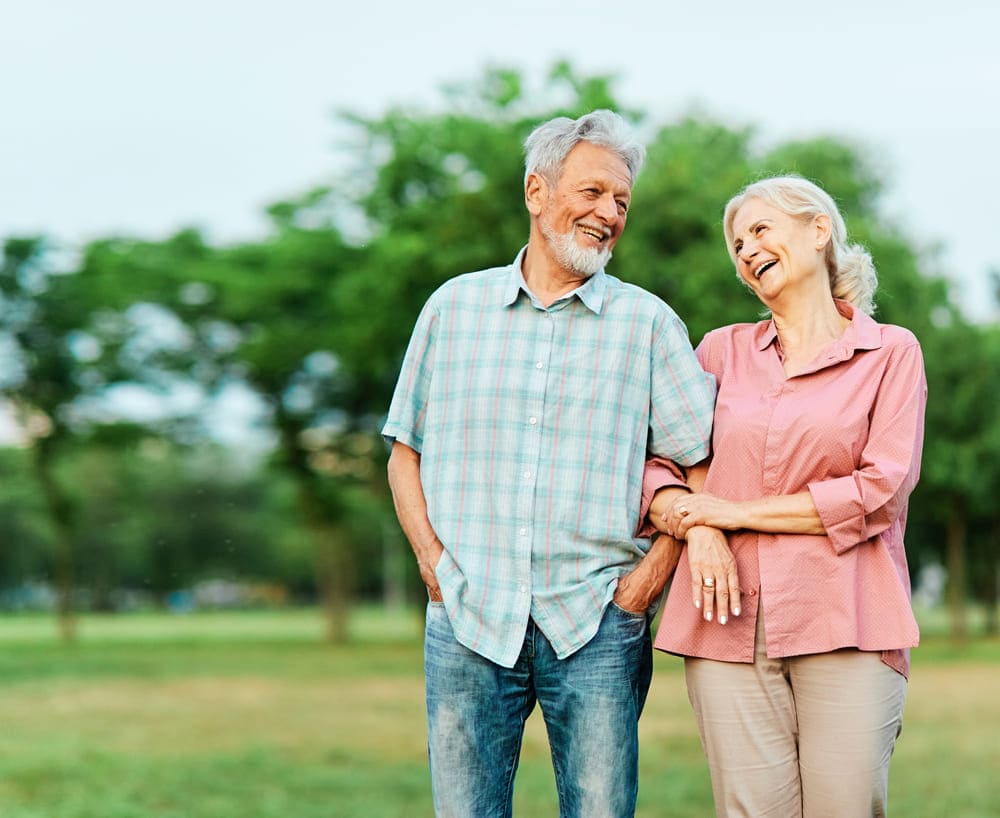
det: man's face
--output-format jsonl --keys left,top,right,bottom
{"left": 534, "top": 142, "right": 632, "bottom": 277}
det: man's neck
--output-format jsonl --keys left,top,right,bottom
{"left": 521, "top": 240, "right": 591, "bottom": 308}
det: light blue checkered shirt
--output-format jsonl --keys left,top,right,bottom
{"left": 383, "top": 249, "right": 716, "bottom": 667}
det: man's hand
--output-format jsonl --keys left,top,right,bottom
{"left": 418, "top": 541, "right": 445, "bottom": 602}
{"left": 387, "top": 441, "right": 448, "bottom": 604}
{"left": 613, "top": 534, "right": 683, "bottom": 614}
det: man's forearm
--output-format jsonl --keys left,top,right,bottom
{"left": 639, "top": 528, "right": 684, "bottom": 589}
{"left": 615, "top": 487, "right": 688, "bottom": 613}
{"left": 614, "top": 527, "right": 683, "bottom": 612}
{"left": 387, "top": 441, "right": 444, "bottom": 598}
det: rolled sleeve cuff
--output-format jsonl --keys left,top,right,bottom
{"left": 381, "top": 423, "right": 422, "bottom": 453}
{"left": 636, "top": 458, "right": 690, "bottom": 538}
{"left": 808, "top": 476, "right": 866, "bottom": 554}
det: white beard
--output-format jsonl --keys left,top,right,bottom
{"left": 540, "top": 220, "right": 612, "bottom": 277}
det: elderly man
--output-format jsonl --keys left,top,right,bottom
{"left": 383, "top": 109, "right": 716, "bottom": 817}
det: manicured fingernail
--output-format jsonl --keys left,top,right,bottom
{"left": 694, "top": 599, "right": 701, "bottom": 609}
{"left": 719, "top": 615, "right": 727, "bottom": 625}
{"left": 705, "top": 611, "right": 713, "bottom": 622}
{"left": 733, "top": 607, "right": 741, "bottom": 617}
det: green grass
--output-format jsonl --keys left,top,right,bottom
{"left": 0, "top": 607, "right": 997, "bottom": 817}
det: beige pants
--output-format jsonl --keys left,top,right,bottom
{"left": 685, "top": 604, "right": 907, "bottom": 818}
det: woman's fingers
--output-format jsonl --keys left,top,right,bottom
{"left": 693, "top": 574, "right": 735, "bottom": 624}
{"left": 676, "top": 513, "right": 697, "bottom": 538}
{"left": 687, "top": 526, "right": 742, "bottom": 625}
{"left": 727, "top": 561, "right": 742, "bottom": 618}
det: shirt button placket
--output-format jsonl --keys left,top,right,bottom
{"left": 762, "top": 385, "right": 785, "bottom": 494}
{"left": 520, "top": 313, "right": 553, "bottom": 605}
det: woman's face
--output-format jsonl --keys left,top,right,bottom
{"left": 730, "top": 197, "right": 828, "bottom": 305}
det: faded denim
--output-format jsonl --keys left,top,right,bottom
{"left": 424, "top": 600, "right": 652, "bottom": 818}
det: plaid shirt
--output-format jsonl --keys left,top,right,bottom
{"left": 383, "top": 249, "right": 716, "bottom": 667}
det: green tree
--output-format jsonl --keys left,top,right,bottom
{"left": 916, "top": 316, "right": 1000, "bottom": 637}
{"left": 0, "top": 237, "right": 104, "bottom": 639}
{"left": 6, "top": 62, "right": 990, "bottom": 640}
{"left": 332, "top": 66, "right": 972, "bottom": 627}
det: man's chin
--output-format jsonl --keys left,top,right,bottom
{"left": 574, "top": 251, "right": 611, "bottom": 277}
{"left": 543, "top": 225, "right": 611, "bottom": 276}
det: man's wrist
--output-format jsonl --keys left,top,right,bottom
{"left": 650, "top": 486, "right": 690, "bottom": 519}
{"left": 641, "top": 536, "right": 682, "bottom": 584}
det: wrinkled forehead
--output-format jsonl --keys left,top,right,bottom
{"left": 559, "top": 142, "right": 633, "bottom": 189}
{"left": 731, "top": 197, "right": 781, "bottom": 235}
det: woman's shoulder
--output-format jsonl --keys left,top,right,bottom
{"left": 876, "top": 322, "right": 921, "bottom": 349}
{"left": 696, "top": 321, "right": 768, "bottom": 373}
{"left": 700, "top": 320, "right": 767, "bottom": 348}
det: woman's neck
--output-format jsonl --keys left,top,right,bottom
{"left": 771, "top": 297, "right": 850, "bottom": 375}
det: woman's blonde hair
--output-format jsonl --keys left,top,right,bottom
{"left": 722, "top": 175, "right": 877, "bottom": 314}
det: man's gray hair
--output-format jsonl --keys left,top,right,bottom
{"left": 523, "top": 109, "right": 646, "bottom": 187}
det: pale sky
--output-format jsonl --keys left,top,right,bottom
{"left": 2, "top": 0, "right": 997, "bottom": 320}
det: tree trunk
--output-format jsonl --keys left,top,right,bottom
{"left": 381, "top": 515, "right": 408, "bottom": 611}
{"left": 32, "top": 442, "right": 77, "bottom": 643}
{"left": 983, "top": 523, "right": 999, "bottom": 637}
{"left": 273, "top": 403, "right": 353, "bottom": 643}
{"left": 316, "top": 524, "right": 352, "bottom": 642}
{"left": 945, "top": 510, "right": 967, "bottom": 642}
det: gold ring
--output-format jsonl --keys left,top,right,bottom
{"left": 678, "top": 505, "right": 689, "bottom": 516}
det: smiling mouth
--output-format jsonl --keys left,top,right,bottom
{"left": 578, "top": 223, "right": 610, "bottom": 243}
{"left": 754, "top": 259, "right": 777, "bottom": 279}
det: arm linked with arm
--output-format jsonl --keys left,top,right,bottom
{"left": 667, "top": 341, "right": 927, "bottom": 551}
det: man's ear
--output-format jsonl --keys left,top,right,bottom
{"left": 525, "top": 172, "right": 546, "bottom": 216}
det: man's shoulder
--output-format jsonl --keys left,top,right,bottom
{"left": 602, "top": 274, "right": 680, "bottom": 321}
{"left": 417, "top": 265, "right": 511, "bottom": 316}
{"left": 427, "top": 264, "right": 510, "bottom": 304}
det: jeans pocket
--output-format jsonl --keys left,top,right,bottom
{"left": 609, "top": 600, "right": 649, "bottom": 623}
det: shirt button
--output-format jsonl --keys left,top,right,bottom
{"left": 748, "top": 589, "right": 757, "bottom": 596}
{"left": 535, "top": 361, "right": 544, "bottom": 369}
{"left": 519, "top": 528, "right": 527, "bottom": 536}
{"left": 528, "top": 416, "right": 537, "bottom": 425}
{"left": 523, "top": 471, "right": 532, "bottom": 480}
{"left": 519, "top": 583, "right": 528, "bottom": 593}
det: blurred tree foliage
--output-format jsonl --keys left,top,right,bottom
{"left": 0, "top": 64, "right": 995, "bottom": 640}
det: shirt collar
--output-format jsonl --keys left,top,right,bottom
{"left": 756, "top": 298, "right": 883, "bottom": 359}
{"left": 502, "top": 246, "right": 608, "bottom": 315}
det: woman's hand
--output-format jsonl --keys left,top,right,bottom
{"left": 664, "top": 492, "right": 744, "bottom": 538}
{"left": 685, "top": 525, "right": 741, "bottom": 625}
{"left": 646, "top": 487, "right": 689, "bottom": 536}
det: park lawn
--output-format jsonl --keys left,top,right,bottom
{"left": 0, "top": 609, "right": 996, "bottom": 817}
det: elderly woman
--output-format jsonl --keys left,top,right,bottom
{"left": 645, "top": 175, "right": 925, "bottom": 817}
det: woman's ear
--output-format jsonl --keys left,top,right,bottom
{"left": 814, "top": 213, "right": 832, "bottom": 250}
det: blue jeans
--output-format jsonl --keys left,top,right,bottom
{"left": 424, "top": 601, "right": 653, "bottom": 818}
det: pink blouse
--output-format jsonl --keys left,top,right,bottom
{"left": 645, "top": 301, "right": 926, "bottom": 677}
